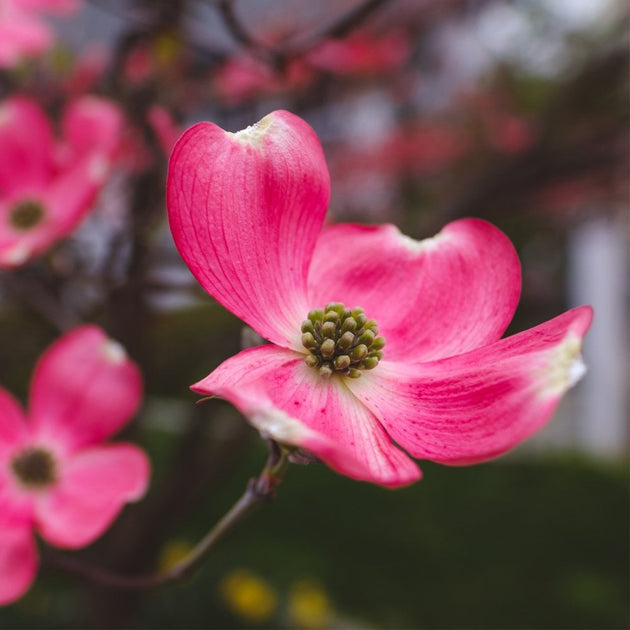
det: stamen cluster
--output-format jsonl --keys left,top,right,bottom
{"left": 301, "top": 302, "right": 385, "bottom": 378}
{"left": 10, "top": 200, "right": 45, "bottom": 230}
{"left": 11, "top": 447, "right": 57, "bottom": 488}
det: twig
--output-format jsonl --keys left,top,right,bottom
{"left": 294, "top": 0, "right": 392, "bottom": 51}
{"left": 44, "top": 441, "right": 289, "bottom": 590}
{"left": 1, "top": 270, "right": 79, "bottom": 332}
{"left": 216, "top": 0, "right": 265, "bottom": 52}
{"left": 215, "top": 0, "right": 393, "bottom": 68}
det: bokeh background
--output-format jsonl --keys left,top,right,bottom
{"left": 0, "top": 0, "right": 628, "bottom": 628}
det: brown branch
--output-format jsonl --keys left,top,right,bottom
{"left": 1, "top": 270, "right": 80, "bottom": 333}
{"left": 215, "top": 0, "right": 393, "bottom": 69}
{"left": 216, "top": 0, "right": 266, "bottom": 52}
{"left": 43, "top": 441, "right": 289, "bottom": 591}
{"left": 295, "top": 0, "right": 392, "bottom": 51}
{"left": 440, "top": 45, "right": 629, "bottom": 221}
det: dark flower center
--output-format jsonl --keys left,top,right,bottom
{"left": 301, "top": 302, "right": 385, "bottom": 378}
{"left": 11, "top": 447, "right": 57, "bottom": 488}
{"left": 10, "top": 200, "right": 45, "bottom": 230}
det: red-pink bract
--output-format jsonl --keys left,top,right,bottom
{"left": 0, "top": 326, "right": 149, "bottom": 605}
{"left": 166, "top": 110, "right": 592, "bottom": 488}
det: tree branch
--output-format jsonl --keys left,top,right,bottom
{"left": 44, "top": 441, "right": 289, "bottom": 590}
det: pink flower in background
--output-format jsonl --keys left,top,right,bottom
{"left": 213, "top": 54, "right": 312, "bottom": 105}
{"left": 148, "top": 105, "right": 182, "bottom": 156}
{"left": 167, "top": 110, "right": 592, "bottom": 487}
{"left": 329, "top": 123, "right": 469, "bottom": 186}
{"left": 63, "top": 45, "right": 109, "bottom": 96}
{"left": 463, "top": 92, "right": 536, "bottom": 155}
{"left": 0, "top": 0, "right": 81, "bottom": 68}
{"left": 0, "top": 95, "right": 123, "bottom": 268}
{"left": 212, "top": 31, "right": 409, "bottom": 106}
{"left": 0, "top": 325, "right": 149, "bottom": 605}
{"left": 306, "top": 30, "right": 411, "bottom": 77}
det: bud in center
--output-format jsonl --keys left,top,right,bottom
{"left": 11, "top": 447, "right": 57, "bottom": 489}
{"left": 301, "top": 302, "right": 385, "bottom": 378}
{"left": 10, "top": 199, "right": 45, "bottom": 231}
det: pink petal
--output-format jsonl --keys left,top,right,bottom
{"left": 0, "top": 97, "right": 54, "bottom": 195}
{"left": 192, "top": 345, "right": 420, "bottom": 487}
{"left": 0, "top": 468, "right": 35, "bottom": 528}
{"left": 29, "top": 326, "right": 142, "bottom": 452}
{"left": 308, "top": 219, "right": 521, "bottom": 362}
{"left": 0, "top": 392, "right": 33, "bottom": 527}
{"left": 347, "top": 306, "right": 593, "bottom": 465}
{"left": 35, "top": 443, "right": 149, "bottom": 548}
{"left": 42, "top": 151, "right": 108, "bottom": 229}
{"left": 0, "top": 523, "right": 37, "bottom": 606}
{"left": 59, "top": 96, "right": 124, "bottom": 166}
{"left": 0, "top": 14, "right": 51, "bottom": 68}
{"left": 0, "top": 388, "right": 27, "bottom": 458}
{"left": 167, "top": 111, "right": 330, "bottom": 349}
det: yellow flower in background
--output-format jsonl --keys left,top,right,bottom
{"left": 220, "top": 568, "right": 278, "bottom": 624}
{"left": 154, "top": 30, "right": 182, "bottom": 66}
{"left": 288, "top": 579, "right": 333, "bottom": 630}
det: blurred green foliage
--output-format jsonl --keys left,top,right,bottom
{"left": 2, "top": 441, "right": 627, "bottom": 629}
{"left": 1, "top": 269, "right": 627, "bottom": 630}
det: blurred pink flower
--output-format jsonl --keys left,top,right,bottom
{"left": 62, "top": 45, "right": 109, "bottom": 95}
{"left": 213, "top": 54, "right": 312, "bottom": 105}
{"left": 0, "top": 0, "right": 81, "bottom": 68}
{"left": 306, "top": 30, "right": 411, "bottom": 77}
{"left": 148, "top": 105, "right": 182, "bottom": 156}
{"left": 0, "top": 95, "right": 123, "bottom": 268}
{"left": 212, "top": 31, "right": 410, "bottom": 106}
{"left": 473, "top": 94, "right": 536, "bottom": 155}
{"left": 330, "top": 123, "right": 469, "bottom": 184}
{"left": 0, "top": 325, "right": 149, "bottom": 605}
{"left": 167, "top": 110, "right": 592, "bottom": 488}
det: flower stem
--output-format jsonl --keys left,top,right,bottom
{"left": 45, "top": 441, "right": 289, "bottom": 590}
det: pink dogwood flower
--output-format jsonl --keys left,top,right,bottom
{"left": 167, "top": 110, "right": 592, "bottom": 488}
{"left": 0, "top": 0, "right": 81, "bottom": 68}
{"left": 0, "top": 325, "right": 149, "bottom": 605}
{"left": 0, "top": 95, "right": 123, "bottom": 268}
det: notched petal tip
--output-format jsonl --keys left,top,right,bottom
{"left": 250, "top": 406, "right": 312, "bottom": 444}
{"left": 100, "top": 338, "right": 127, "bottom": 364}
{"left": 0, "top": 244, "right": 32, "bottom": 268}
{"left": 538, "top": 304, "right": 593, "bottom": 398}
{"left": 228, "top": 113, "right": 275, "bottom": 146}
{"left": 393, "top": 218, "right": 508, "bottom": 255}
{"left": 540, "top": 333, "right": 587, "bottom": 397}
{"left": 395, "top": 224, "right": 449, "bottom": 254}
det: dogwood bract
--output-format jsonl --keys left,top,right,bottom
{"left": 167, "top": 110, "right": 592, "bottom": 487}
{"left": 0, "top": 326, "right": 149, "bottom": 605}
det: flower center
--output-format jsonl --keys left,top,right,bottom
{"left": 10, "top": 199, "right": 45, "bottom": 231}
{"left": 301, "top": 302, "right": 385, "bottom": 378}
{"left": 11, "top": 447, "right": 57, "bottom": 489}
